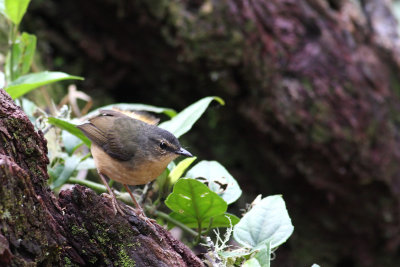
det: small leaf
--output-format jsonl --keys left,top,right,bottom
{"left": 253, "top": 242, "right": 271, "bottom": 267}
{"left": 168, "top": 156, "right": 197, "bottom": 186}
{"left": 218, "top": 249, "right": 251, "bottom": 258}
{"left": 51, "top": 155, "right": 82, "bottom": 189}
{"left": 4, "top": 0, "right": 30, "bottom": 25}
{"left": 76, "top": 157, "right": 96, "bottom": 170}
{"left": 48, "top": 164, "right": 63, "bottom": 184}
{"left": 165, "top": 178, "right": 227, "bottom": 227}
{"left": 62, "top": 130, "right": 83, "bottom": 155}
{"left": 233, "top": 195, "right": 294, "bottom": 249}
{"left": 20, "top": 97, "right": 37, "bottom": 123}
{"left": 6, "top": 32, "right": 37, "bottom": 81}
{"left": 85, "top": 103, "right": 177, "bottom": 119}
{"left": 47, "top": 117, "right": 91, "bottom": 147}
{"left": 5, "top": 71, "right": 84, "bottom": 99}
{"left": 159, "top": 96, "right": 224, "bottom": 138}
{"left": 186, "top": 160, "right": 242, "bottom": 204}
{"left": 169, "top": 212, "right": 239, "bottom": 229}
{"left": 19, "top": 32, "right": 37, "bottom": 75}
{"left": 242, "top": 258, "right": 261, "bottom": 267}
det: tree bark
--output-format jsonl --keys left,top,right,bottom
{"left": 0, "top": 88, "right": 203, "bottom": 266}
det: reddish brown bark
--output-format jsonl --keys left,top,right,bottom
{"left": 0, "top": 88, "right": 203, "bottom": 266}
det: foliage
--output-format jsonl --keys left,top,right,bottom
{"left": 0, "top": 2, "right": 303, "bottom": 266}
{"left": 0, "top": 0, "right": 82, "bottom": 98}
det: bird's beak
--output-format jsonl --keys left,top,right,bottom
{"left": 175, "top": 147, "right": 193, "bottom": 157}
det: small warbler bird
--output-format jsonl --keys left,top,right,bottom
{"left": 77, "top": 109, "right": 192, "bottom": 217}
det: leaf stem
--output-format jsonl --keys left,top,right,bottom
{"left": 68, "top": 177, "right": 107, "bottom": 194}
{"left": 9, "top": 23, "right": 18, "bottom": 81}
{"left": 152, "top": 210, "right": 200, "bottom": 239}
{"left": 195, "top": 221, "right": 202, "bottom": 245}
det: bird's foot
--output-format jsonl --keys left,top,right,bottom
{"left": 102, "top": 193, "right": 126, "bottom": 216}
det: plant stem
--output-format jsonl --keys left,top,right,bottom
{"left": 195, "top": 221, "right": 203, "bottom": 245}
{"left": 8, "top": 23, "right": 18, "bottom": 81}
{"left": 153, "top": 210, "right": 200, "bottom": 239}
{"left": 68, "top": 177, "right": 107, "bottom": 194}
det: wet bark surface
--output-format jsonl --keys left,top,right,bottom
{"left": 0, "top": 88, "right": 203, "bottom": 266}
{"left": 22, "top": 0, "right": 400, "bottom": 266}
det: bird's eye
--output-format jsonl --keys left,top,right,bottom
{"left": 160, "top": 141, "right": 167, "bottom": 150}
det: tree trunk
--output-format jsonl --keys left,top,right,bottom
{"left": 0, "top": 88, "right": 203, "bottom": 266}
{"left": 23, "top": 0, "right": 400, "bottom": 266}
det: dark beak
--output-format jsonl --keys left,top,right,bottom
{"left": 175, "top": 147, "right": 193, "bottom": 157}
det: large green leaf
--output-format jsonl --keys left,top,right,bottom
{"left": 5, "top": 71, "right": 83, "bottom": 99}
{"left": 186, "top": 160, "right": 242, "bottom": 204}
{"left": 47, "top": 117, "right": 91, "bottom": 147}
{"left": 85, "top": 103, "right": 177, "bottom": 119}
{"left": 165, "top": 178, "right": 227, "bottom": 228}
{"left": 169, "top": 212, "right": 239, "bottom": 229}
{"left": 4, "top": 0, "right": 30, "bottom": 25}
{"left": 233, "top": 195, "right": 294, "bottom": 249}
{"left": 159, "top": 96, "right": 224, "bottom": 138}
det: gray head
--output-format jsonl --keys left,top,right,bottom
{"left": 144, "top": 124, "right": 193, "bottom": 159}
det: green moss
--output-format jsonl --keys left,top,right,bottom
{"left": 64, "top": 257, "right": 73, "bottom": 266}
{"left": 89, "top": 256, "right": 98, "bottom": 264}
{"left": 116, "top": 246, "right": 136, "bottom": 267}
{"left": 70, "top": 224, "right": 89, "bottom": 237}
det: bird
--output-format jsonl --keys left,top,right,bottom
{"left": 77, "top": 109, "right": 193, "bottom": 217}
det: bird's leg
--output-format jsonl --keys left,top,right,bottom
{"left": 123, "top": 184, "right": 157, "bottom": 224}
{"left": 122, "top": 184, "right": 145, "bottom": 216}
{"left": 99, "top": 172, "right": 125, "bottom": 216}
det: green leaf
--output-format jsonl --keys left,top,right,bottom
{"left": 159, "top": 96, "right": 224, "bottom": 138}
{"left": 186, "top": 160, "right": 242, "bottom": 204}
{"left": 168, "top": 156, "right": 197, "bottom": 186}
{"left": 311, "top": 265, "right": 321, "bottom": 267}
{"left": 6, "top": 32, "right": 37, "bottom": 81}
{"left": 48, "top": 164, "right": 63, "bottom": 184}
{"left": 219, "top": 249, "right": 251, "bottom": 259}
{"left": 85, "top": 103, "right": 177, "bottom": 119}
{"left": 165, "top": 178, "right": 227, "bottom": 228}
{"left": 233, "top": 195, "right": 294, "bottom": 249}
{"left": 19, "top": 32, "right": 36, "bottom": 75}
{"left": 62, "top": 130, "right": 83, "bottom": 155}
{"left": 242, "top": 258, "right": 262, "bottom": 267}
{"left": 4, "top": 0, "right": 30, "bottom": 25}
{"left": 242, "top": 243, "right": 271, "bottom": 267}
{"left": 19, "top": 97, "right": 37, "bottom": 123}
{"left": 254, "top": 243, "right": 271, "bottom": 267}
{"left": 169, "top": 212, "right": 239, "bottom": 229}
{"left": 76, "top": 157, "right": 96, "bottom": 170}
{"left": 51, "top": 155, "right": 82, "bottom": 189}
{"left": 5, "top": 71, "right": 84, "bottom": 99}
{"left": 47, "top": 117, "right": 91, "bottom": 147}
{"left": 0, "top": 1, "right": 5, "bottom": 16}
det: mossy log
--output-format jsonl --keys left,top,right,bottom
{"left": 0, "top": 88, "right": 203, "bottom": 266}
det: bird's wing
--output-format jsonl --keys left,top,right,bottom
{"left": 77, "top": 113, "right": 135, "bottom": 161}
{"left": 107, "top": 108, "right": 160, "bottom": 125}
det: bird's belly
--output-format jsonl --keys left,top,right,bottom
{"left": 91, "top": 144, "right": 170, "bottom": 185}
